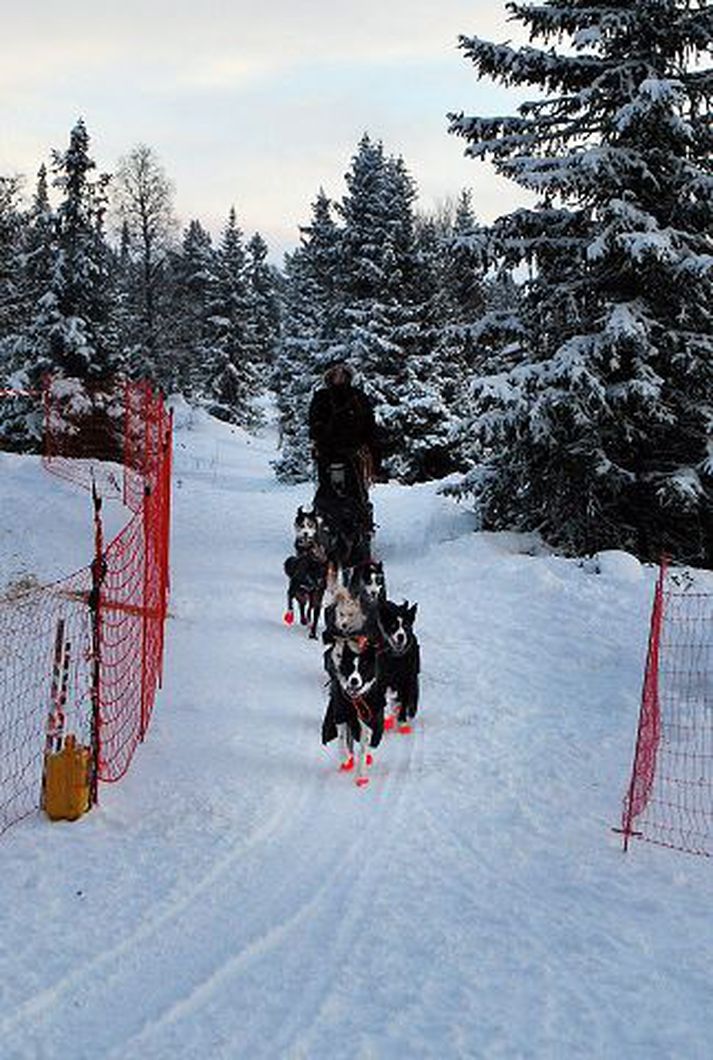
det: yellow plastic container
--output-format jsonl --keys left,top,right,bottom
{"left": 43, "top": 734, "right": 92, "bottom": 821}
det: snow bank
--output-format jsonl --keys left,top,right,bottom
{"left": 594, "top": 549, "right": 643, "bottom": 583}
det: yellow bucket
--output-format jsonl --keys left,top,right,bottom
{"left": 43, "top": 734, "right": 92, "bottom": 822}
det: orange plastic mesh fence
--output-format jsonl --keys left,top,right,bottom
{"left": 621, "top": 564, "right": 713, "bottom": 856}
{"left": 97, "top": 399, "right": 171, "bottom": 784}
{"left": 0, "top": 377, "right": 171, "bottom": 834}
{"left": 46, "top": 378, "right": 172, "bottom": 785}
{"left": 123, "top": 379, "right": 158, "bottom": 513}
{"left": 96, "top": 509, "right": 146, "bottom": 782}
{"left": 0, "top": 570, "right": 93, "bottom": 836}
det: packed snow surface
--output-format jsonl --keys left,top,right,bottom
{"left": 2, "top": 410, "right": 713, "bottom": 1060}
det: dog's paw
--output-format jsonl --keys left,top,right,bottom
{"left": 356, "top": 776, "right": 370, "bottom": 788}
{"left": 339, "top": 755, "right": 355, "bottom": 772}
{"left": 397, "top": 723, "right": 412, "bottom": 735}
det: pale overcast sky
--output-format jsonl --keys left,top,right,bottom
{"left": 0, "top": 1, "right": 532, "bottom": 260}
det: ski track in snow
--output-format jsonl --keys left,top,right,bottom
{"left": 3, "top": 414, "right": 713, "bottom": 1059}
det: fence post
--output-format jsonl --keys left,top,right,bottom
{"left": 89, "top": 483, "right": 106, "bottom": 806}
{"left": 122, "top": 377, "right": 130, "bottom": 508}
{"left": 140, "top": 480, "right": 152, "bottom": 741}
{"left": 620, "top": 557, "right": 668, "bottom": 850}
{"left": 158, "top": 407, "right": 172, "bottom": 687}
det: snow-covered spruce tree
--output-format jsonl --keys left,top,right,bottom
{"left": 441, "top": 190, "right": 488, "bottom": 330}
{"left": 0, "top": 176, "right": 25, "bottom": 367}
{"left": 448, "top": 0, "right": 713, "bottom": 563}
{"left": 22, "top": 166, "right": 55, "bottom": 325}
{"left": 113, "top": 219, "right": 138, "bottom": 370}
{"left": 13, "top": 120, "right": 127, "bottom": 459}
{"left": 0, "top": 175, "right": 35, "bottom": 449}
{"left": 420, "top": 191, "right": 490, "bottom": 413}
{"left": 168, "top": 219, "right": 219, "bottom": 397}
{"left": 420, "top": 191, "right": 525, "bottom": 471}
{"left": 336, "top": 135, "right": 458, "bottom": 482}
{"left": 0, "top": 166, "right": 59, "bottom": 450}
{"left": 208, "top": 206, "right": 261, "bottom": 426}
{"left": 274, "top": 189, "right": 341, "bottom": 481}
{"left": 244, "top": 232, "right": 281, "bottom": 370}
{"left": 49, "top": 119, "right": 120, "bottom": 380}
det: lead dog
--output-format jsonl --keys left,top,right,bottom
{"left": 322, "top": 638, "right": 385, "bottom": 786}
{"left": 377, "top": 600, "right": 420, "bottom": 733}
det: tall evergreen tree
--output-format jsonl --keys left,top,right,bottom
{"left": 3, "top": 165, "right": 61, "bottom": 448}
{"left": 442, "top": 190, "right": 488, "bottom": 331}
{"left": 418, "top": 190, "right": 489, "bottom": 425}
{"left": 244, "top": 232, "right": 281, "bottom": 370}
{"left": 170, "top": 219, "right": 218, "bottom": 396}
{"left": 0, "top": 176, "right": 24, "bottom": 351}
{"left": 449, "top": 0, "right": 713, "bottom": 563}
{"left": 208, "top": 206, "right": 260, "bottom": 425}
{"left": 0, "top": 175, "right": 34, "bottom": 448}
{"left": 48, "top": 118, "right": 119, "bottom": 379}
{"left": 113, "top": 219, "right": 137, "bottom": 365}
{"left": 274, "top": 189, "right": 341, "bottom": 480}
{"left": 336, "top": 135, "right": 457, "bottom": 481}
{"left": 23, "top": 166, "right": 55, "bottom": 316}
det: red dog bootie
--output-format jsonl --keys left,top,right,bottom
{"left": 339, "top": 755, "right": 355, "bottom": 772}
{"left": 283, "top": 610, "right": 295, "bottom": 626}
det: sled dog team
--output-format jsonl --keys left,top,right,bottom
{"left": 283, "top": 506, "right": 420, "bottom": 787}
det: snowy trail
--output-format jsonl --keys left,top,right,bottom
{"left": 4, "top": 412, "right": 713, "bottom": 1058}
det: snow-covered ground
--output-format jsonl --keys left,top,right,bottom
{"left": 2, "top": 410, "right": 713, "bottom": 1060}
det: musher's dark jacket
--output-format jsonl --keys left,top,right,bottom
{"left": 308, "top": 382, "right": 377, "bottom": 458}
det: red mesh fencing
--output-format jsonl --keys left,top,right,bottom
{"left": 123, "top": 378, "right": 157, "bottom": 512}
{"left": 620, "top": 560, "right": 713, "bottom": 856}
{"left": 0, "top": 377, "right": 171, "bottom": 835}
{"left": 96, "top": 386, "right": 172, "bottom": 782}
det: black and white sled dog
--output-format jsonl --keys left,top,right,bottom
{"left": 345, "top": 559, "right": 387, "bottom": 612}
{"left": 284, "top": 506, "right": 328, "bottom": 637}
{"left": 322, "top": 637, "right": 385, "bottom": 786}
{"left": 377, "top": 600, "right": 420, "bottom": 733}
{"left": 293, "top": 505, "right": 324, "bottom": 554}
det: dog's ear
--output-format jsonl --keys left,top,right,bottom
{"left": 297, "top": 505, "right": 303, "bottom": 516}
{"left": 408, "top": 603, "right": 418, "bottom": 624}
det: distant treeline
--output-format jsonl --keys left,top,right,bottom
{"left": 2, "top": 0, "right": 712, "bottom": 564}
